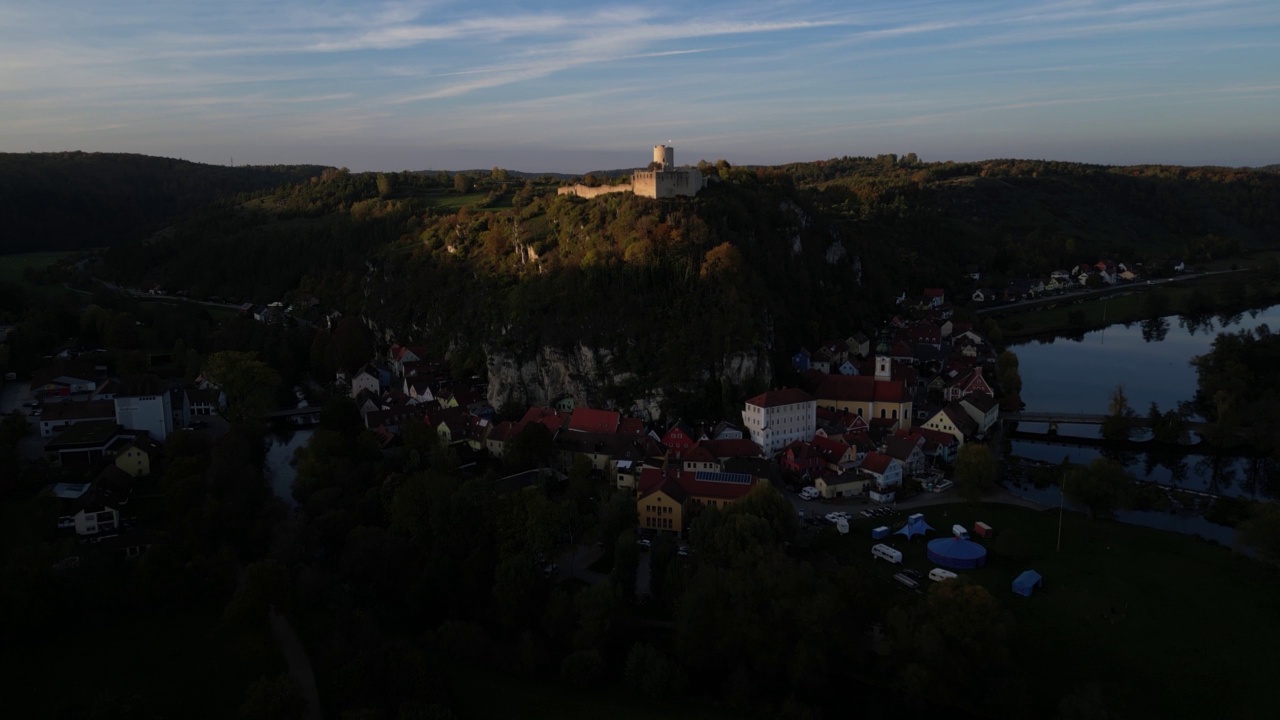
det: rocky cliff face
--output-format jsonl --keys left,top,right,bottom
{"left": 486, "top": 343, "right": 772, "bottom": 419}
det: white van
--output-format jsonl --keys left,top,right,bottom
{"left": 871, "top": 544, "right": 903, "bottom": 564}
{"left": 952, "top": 524, "right": 969, "bottom": 540}
{"left": 929, "top": 568, "right": 958, "bottom": 582}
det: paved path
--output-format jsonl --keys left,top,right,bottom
{"left": 269, "top": 606, "right": 323, "bottom": 720}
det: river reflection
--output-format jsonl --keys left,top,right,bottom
{"left": 1005, "top": 305, "right": 1280, "bottom": 538}
{"left": 265, "top": 429, "right": 313, "bottom": 510}
{"left": 1013, "top": 305, "right": 1280, "bottom": 416}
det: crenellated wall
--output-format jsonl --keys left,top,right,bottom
{"left": 557, "top": 183, "right": 634, "bottom": 199}
{"left": 632, "top": 169, "right": 703, "bottom": 199}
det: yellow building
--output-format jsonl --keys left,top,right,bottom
{"left": 638, "top": 483, "right": 686, "bottom": 533}
{"left": 113, "top": 434, "right": 161, "bottom": 477}
{"left": 636, "top": 467, "right": 759, "bottom": 534}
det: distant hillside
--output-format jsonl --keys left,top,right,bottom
{"left": 100, "top": 155, "right": 1280, "bottom": 410}
{"left": 0, "top": 152, "right": 327, "bottom": 253}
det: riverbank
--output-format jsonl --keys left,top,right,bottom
{"left": 992, "top": 269, "right": 1280, "bottom": 341}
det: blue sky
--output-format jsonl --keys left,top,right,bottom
{"left": 2, "top": 0, "right": 1278, "bottom": 171}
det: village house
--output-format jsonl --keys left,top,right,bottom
{"left": 883, "top": 435, "right": 928, "bottom": 477}
{"left": 662, "top": 420, "right": 696, "bottom": 457}
{"left": 350, "top": 365, "right": 381, "bottom": 399}
{"left": 846, "top": 332, "right": 871, "bottom": 358}
{"left": 388, "top": 343, "right": 427, "bottom": 375}
{"left": 945, "top": 366, "right": 994, "bottom": 402}
{"left": 921, "top": 404, "right": 980, "bottom": 445}
{"left": 791, "top": 348, "right": 811, "bottom": 373}
{"left": 114, "top": 433, "right": 162, "bottom": 478}
{"left": 814, "top": 471, "right": 868, "bottom": 500}
{"left": 959, "top": 393, "right": 1000, "bottom": 436}
{"left": 859, "top": 451, "right": 903, "bottom": 503}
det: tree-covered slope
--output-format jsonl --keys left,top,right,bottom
{"left": 101, "top": 156, "right": 1280, "bottom": 391}
{"left": 0, "top": 152, "right": 327, "bottom": 253}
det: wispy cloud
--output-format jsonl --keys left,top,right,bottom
{"left": 2, "top": 1, "right": 1278, "bottom": 169}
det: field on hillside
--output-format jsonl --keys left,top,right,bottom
{"left": 810, "top": 503, "right": 1280, "bottom": 719}
{"left": 0, "top": 251, "right": 77, "bottom": 283}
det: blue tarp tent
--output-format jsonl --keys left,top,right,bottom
{"left": 894, "top": 513, "right": 935, "bottom": 540}
{"left": 1013, "top": 570, "right": 1043, "bottom": 597}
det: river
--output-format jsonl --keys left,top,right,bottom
{"left": 265, "top": 429, "right": 313, "bottom": 510}
{"left": 1005, "top": 304, "right": 1280, "bottom": 543}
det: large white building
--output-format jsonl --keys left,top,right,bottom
{"left": 114, "top": 375, "right": 174, "bottom": 441}
{"left": 741, "top": 388, "right": 817, "bottom": 456}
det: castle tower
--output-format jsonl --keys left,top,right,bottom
{"left": 653, "top": 144, "right": 674, "bottom": 171}
{"left": 875, "top": 355, "right": 891, "bottom": 381}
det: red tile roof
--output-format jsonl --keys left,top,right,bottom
{"left": 682, "top": 445, "right": 717, "bottom": 463}
{"left": 515, "top": 407, "right": 566, "bottom": 434}
{"left": 697, "top": 439, "right": 762, "bottom": 459}
{"left": 568, "top": 407, "right": 620, "bottom": 434}
{"left": 815, "top": 375, "right": 910, "bottom": 404}
{"left": 617, "top": 417, "right": 647, "bottom": 436}
{"left": 861, "top": 451, "right": 894, "bottom": 475}
{"left": 636, "top": 466, "right": 759, "bottom": 503}
{"left": 744, "top": 387, "right": 814, "bottom": 408}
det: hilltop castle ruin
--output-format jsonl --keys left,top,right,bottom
{"left": 557, "top": 145, "right": 704, "bottom": 200}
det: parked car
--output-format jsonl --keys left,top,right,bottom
{"left": 637, "top": 537, "right": 652, "bottom": 550}
{"left": 677, "top": 545, "right": 691, "bottom": 557}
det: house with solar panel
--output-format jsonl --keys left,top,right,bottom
{"left": 636, "top": 466, "right": 760, "bottom": 534}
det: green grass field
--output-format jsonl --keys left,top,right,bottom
{"left": 812, "top": 503, "right": 1280, "bottom": 719}
{"left": 0, "top": 251, "right": 78, "bottom": 283}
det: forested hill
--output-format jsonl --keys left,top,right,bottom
{"left": 100, "top": 157, "right": 1280, "bottom": 402}
{"left": 0, "top": 152, "right": 327, "bottom": 253}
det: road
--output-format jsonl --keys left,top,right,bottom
{"left": 1, "top": 381, "right": 48, "bottom": 461}
{"left": 976, "top": 269, "right": 1243, "bottom": 315}
{"left": 95, "top": 278, "right": 246, "bottom": 312}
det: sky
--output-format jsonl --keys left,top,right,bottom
{"left": 2, "top": 0, "right": 1279, "bottom": 172}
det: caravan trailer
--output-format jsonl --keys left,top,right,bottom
{"left": 929, "top": 568, "right": 958, "bottom": 582}
{"left": 871, "top": 544, "right": 903, "bottom": 564}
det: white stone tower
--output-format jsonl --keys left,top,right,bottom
{"left": 875, "top": 355, "right": 891, "bottom": 381}
{"left": 653, "top": 144, "right": 674, "bottom": 170}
